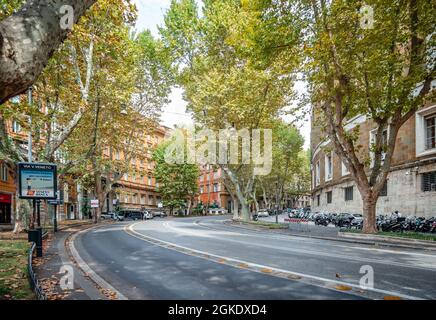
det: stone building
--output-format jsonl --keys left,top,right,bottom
{"left": 310, "top": 103, "right": 436, "bottom": 218}
{"left": 0, "top": 161, "right": 15, "bottom": 230}
{"left": 103, "top": 125, "right": 169, "bottom": 213}
{"left": 197, "top": 165, "right": 232, "bottom": 212}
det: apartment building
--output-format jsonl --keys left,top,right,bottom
{"left": 310, "top": 103, "right": 436, "bottom": 218}
{"left": 103, "top": 126, "right": 168, "bottom": 212}
{"left": 197, "top": 165, "right": 231, "bottom": 212}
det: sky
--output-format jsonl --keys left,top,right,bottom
{"left": 132, "top": 0, "right": 311, "bottom": 149}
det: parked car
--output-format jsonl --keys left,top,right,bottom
{"left": 101, "top": 212, "right": 114, "bottom": 220}
{"left": 208, "top": 208, "right": 228, "bottom": 215}
{"left": 256, "top": 209, "right": 270, "bottom": 218}
{"left": 119, "top": 210, "right": 143, "bottom": 221}
{"left": 288, "top": 209, "right": 298, "bottom": 218}
{"left": 153, "top": 211, "right": 167, "bottom": 218}
{"left": 143, "top": 211, "right": 153, "bottom": 220}
{"left": 113, "top": 212, "right": 124, "bottom": 221}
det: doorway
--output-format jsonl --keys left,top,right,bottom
{"left": 0, "top": 203, "right": 11, "bottom": 224}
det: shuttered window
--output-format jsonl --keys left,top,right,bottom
{"left": 326, "top": 191, "right": 332, "bottom": 204}
{"left": 425, "top": 115, "right": 436, "bottom": 150}
{"left": 0, "top": 164, "right": 7, "bottom": 182}
{"left": 344, "top": 186, "right": 353, "bottom": 201}
{"left": 422, "top": 171, "right": 436, "bottom": 192}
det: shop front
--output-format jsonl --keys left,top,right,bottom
{"left": 0, "top": 193, "right": 12, "bottom": 224}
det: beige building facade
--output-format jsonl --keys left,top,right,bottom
{"left": 311, "top": 104, "right": 436, "bottom": 218}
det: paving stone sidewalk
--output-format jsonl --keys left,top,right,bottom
{"left": 33, "top": 226, "right": 108, "bottom": 300}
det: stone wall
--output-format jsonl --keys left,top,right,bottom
{"left": 312, "top": 162, "right": 436, "bottom": 218}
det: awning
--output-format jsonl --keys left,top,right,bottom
{"left": 0, "top": 193, "right": 12, "bottom": 204}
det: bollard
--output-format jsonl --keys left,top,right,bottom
{"left": 35, "top": 228, "right": 43, "bottom": 257}
{"left": 28, "top": 229, "right": 43, "bottom": 257}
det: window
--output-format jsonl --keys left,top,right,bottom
{"left": 0, "top": 164, "right": 8, "bottom": 182}
{"left": 341, "top": 161, "right": 350, "bottom": 176}
{"left": 148, "top": 176, "right": 152, "bottom": 186}
{"left": 200, "top": 175, "right": 204, "bottom": 182}
{"left": 380, "top": 181, "right": 388, "bottom": 197}
{"left": 425, "top": 115, "right": 436, "bottom": 150}
{"left": 141, "top": 195, "right": 146, "bottom": 205}
{"left": 148, "top": 195, "right": 154, "bottom": 205}
{"left": 416, "top": 106, "right": 436, "bottom": 156}
{"left": 315, "top": 161, "right": 320, "bottom": 186}
{"left": 12, "top": 121, "right": 21, "bottom": 133}
{"left": 345, "top": 186, "right": 354, "bottom": 201}
{"left": 422, "top": 171, "right": 436, "bottom": 192}
{"left": 326, "top": 191, "right": 332, "bottom": 204}
{"left": 370, "top": 128, "right": 388, "bottom": 167}
{"left": 325, "top": 153, "right": 333, "bottom": 181}
{"left": 316, "top": 194, "right": 320, "bottom": 206}
{"left": 115, "top": 150, "right": 121, "bottom": 160}
{"left": 213, "top": 183, "right": 219, "bottom": 192}
{"left": 200, "top": 186, "right": 204, "bottom": 193}
{"left": 123, "top": 173, "right": 128, "bottom": 180}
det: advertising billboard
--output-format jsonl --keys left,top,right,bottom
{"left": 18, "top": 163, "right": 57, "bottom": 200}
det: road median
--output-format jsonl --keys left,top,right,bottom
{"left": 339, "top": 231, "right": 436, "bottom": 250}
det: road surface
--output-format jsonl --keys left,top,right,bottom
{"left": 72, "top": 216, "right": 436, "bottom": 300}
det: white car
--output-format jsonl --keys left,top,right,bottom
{"left": 208, "top": 208, "right": 228, "bottom": 215}
{"left": 256, "top": 210, "right": 269, "bottom": 218}
{"left": 143, "top": 211, "right": 153, "bottom": 220}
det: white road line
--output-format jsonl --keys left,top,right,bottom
{"left": 200, "top": 219, "right": 436, "bottom": 258}
{"left": 161, "top": 220, "right": 436, "bottom": 271}
{"left": 127, "top": 222, "right": 424, "bottom": 300}
{"left": 69, "top": 227, "right": 128, "bottom": 300}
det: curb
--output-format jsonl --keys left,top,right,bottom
{"left": 66, "top": 224, "right": 128, "bottom": 300}
{"left": 339, "top": 232, "right": 436, "bottom": 250}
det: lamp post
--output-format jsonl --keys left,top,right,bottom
{"left": 27, "top": 87, "right": 33, "bottom": 163}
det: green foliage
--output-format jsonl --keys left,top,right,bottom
{"left": 0, "top": 0, "right": 24, "bottom": 20}
{"left": 152, "top": 140, "right": 200, "bottom": 211}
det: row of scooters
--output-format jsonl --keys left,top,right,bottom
{"left": 306, "top": 212, "right": 436, "bottom": 233}
{"left": 377, "top": 215, "right": 436, "bottom": 233}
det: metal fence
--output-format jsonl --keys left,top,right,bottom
{"left": 28, "top": 242, "right": 47, "bottom": 300}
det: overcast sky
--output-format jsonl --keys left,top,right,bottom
{"left": 132, "top": 0, "right": 311, "bottom": 149}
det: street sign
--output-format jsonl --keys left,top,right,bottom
{"left": 18, "top": 163, "right": 57, "bottom": 199}
{"left": 90, "top": 199, "right": 99, "bottom": 208}
{"left": 10, "top": 96, "right": 20, "bottom": 104}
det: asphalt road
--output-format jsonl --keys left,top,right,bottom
{"left": 73, "top": 216, "right": 436, "bottom": 300}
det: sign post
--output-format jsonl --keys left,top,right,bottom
{"left": 90, "top": 199, "right": 99, "bottom": 223}
{"left": 18, "top": 163, "right": 57, "bottom": 257}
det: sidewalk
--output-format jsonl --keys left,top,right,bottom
{"left": 227, "top": 220, "right": 436, "bottom": 251}
{"left": 33, "top": 224, "right": 109, "bottom": 300}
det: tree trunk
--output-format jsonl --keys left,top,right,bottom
{"left": 0, "top": 0, "right": 97, "bottom": 104}
{"left": 232, "top": 198, "right": 239, "bottom": 220}
{"left": 362, "top": 196, "right": 378, "bottom": 234}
